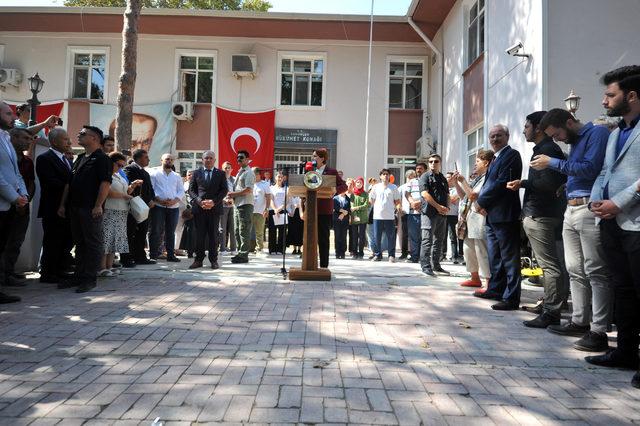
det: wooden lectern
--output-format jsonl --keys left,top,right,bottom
{"left": 287, "top": 173, "right": 336, "bottom": 281}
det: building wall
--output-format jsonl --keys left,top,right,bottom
{"left": 0, "top": 31, "right": 428, "bottom": 178}
{"left": 546, "top": 0, "right": 640, "bottom": 124}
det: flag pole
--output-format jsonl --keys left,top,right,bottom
{"left": 363, "top": 0, "right": 374, "bottom": 182}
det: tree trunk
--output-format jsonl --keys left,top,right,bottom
{"left": 115, "top": 0, "right": 142, "bottom": 152}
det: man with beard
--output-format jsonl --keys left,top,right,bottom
{"left": 507, "top": 111, "right": 567, "bottom": 327}
{"left": 584, "top": 65, "right": 640, "bottom": 388}
{"left": 534, "top": 108, "right": 611, "bottom": 352}
{"left": 0, "top": 102, "right": 28, "bottom": 303}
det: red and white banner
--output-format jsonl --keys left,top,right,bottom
{"left": 216, "top": 106, "right": 275, "bottom": 174}
{"left": 5, "top": 101, "right": 64, "bottom": 135}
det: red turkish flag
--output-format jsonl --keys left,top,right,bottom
{"left": 216, "top": 106, "right": 275, "bottom": 174}
{"left": 6, "top": 101, "right": 64, "bottom": 135}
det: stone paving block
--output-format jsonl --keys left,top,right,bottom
{"left": 97, "top": 393, "right": 141, "bottom": 419}
{"left": 366, "top": 389, "right": 392, "bottom": 412}
{"left": 249, "top": 407, "right": 299, "bottom": 423}
{"left": 348, "top": 409, "right": 399, "bottom": 425}
{"left": 224, "top": 395, "right": 254, "bottom": 422}
{"left": 300, "top": 396, "right": 323, "bottom": 423}
{"left": 197, "top": 394, "right": 232, "bottom": 422}
{"left": 277, "top": 385, "right": 301, "bottom": 408}
{"left": 390, "top": 400, "right": 422, "bottom": 425}
{"left": 345, "top": 388, "right": 369, "bottom": 411}
{"left": 46, "top": 404, "right": 101, "bottom": 419}
{"left": 121, "top": 393, "right": 163, "bottom": 419}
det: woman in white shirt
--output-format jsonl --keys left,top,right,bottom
{"left": 269, "top": 172, "right": 287, "bottom": 254}
{"left": 99, "top": 152, "right": 142, "bottom": 277}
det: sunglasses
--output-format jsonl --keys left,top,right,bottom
{"left": 237, "top": 156, "right": 246, "bottom": 160}
{"left": 429, "top": 160, "right": 440, "bottom": 164}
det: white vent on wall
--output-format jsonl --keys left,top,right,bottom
{"left": 232, "top": 54, "right": 257, "bottom": 79}
{"left": 172, "top": 101, "right": 194, "bottom": 121}
{"left": 0, "top": 68, "right": 23, "bottom": 87}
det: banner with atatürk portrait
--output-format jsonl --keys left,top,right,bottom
{"left": 90, "top": 101, "right": 175, "bottom": 165}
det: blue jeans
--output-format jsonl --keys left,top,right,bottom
{"left": 149, "top": 206, "right": 179, "bottom": 258}
{"left": 485, "top": 221, "right": 521, "bottom": 304}
{"left": 372, "top": 219, "right": 396, "bottom": 258}
{"left": 407, "top": 214, "right": 421, "bottom": 261}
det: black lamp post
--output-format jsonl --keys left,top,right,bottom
{"left": 27, "top": 73, "right": 45, "bottom": 126}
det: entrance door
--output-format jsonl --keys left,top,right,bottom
{"left": 274, "top": 151, "right": 314, "bottom": 175}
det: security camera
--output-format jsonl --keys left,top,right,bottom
{"left": 505, "top": 42, "right": 523, "bottom": 56}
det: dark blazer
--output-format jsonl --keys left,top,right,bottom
{"left": 188, "top": 167, "right": 228, "bottom": 215}
{"left": 477, "top": 145, "right": 523, "bottom": 224}
{"left": 318, "top": 166, "right": 348, "bottom": 215}
{"left": 124, "top": 162, "right": 155, "bottom": 204}
{"left": 35, "top": 149, "right": 72, "bottom": 218}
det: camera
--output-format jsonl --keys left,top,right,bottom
{"left": 505, "top": 42, "right": 524, "bottom": 56}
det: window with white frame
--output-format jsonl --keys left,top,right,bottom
{"left": 179, "top": 54, "right": 215, "bottom": 103}
{"left": 279, "top": 53, "right": 325, "bottom": 107}
{"left": 388, "top": 61, "right": 423, "bottom": 109}
{"left": 68, "top": 47, "right": 109, "bottom": 101}
{"left": 177, "top": 151, "right": 203, "bottom": 177}
{"left": 387, "top": 156, "right": 418, "bottom": 185}
{"left": 466, "top": 127, "right": 484, "bottom": 176}
{"left": 467, "top": 0, "right": 485, "bottom": 65}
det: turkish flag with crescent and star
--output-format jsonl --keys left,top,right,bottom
{"left": 216, "top": 106, "right": 275, "bottom": 174}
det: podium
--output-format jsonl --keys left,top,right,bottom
{"left": 287, "top": 173, "right": 336, "bottom": 281}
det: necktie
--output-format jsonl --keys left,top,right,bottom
{"left": 206, "top": 169, "right": 211, "bottom": 183}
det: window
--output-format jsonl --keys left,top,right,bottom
{"left": 387, "top": 156, "right": 418, "bottom": 185}
{"left": 388, "top": 61, "right": 423, "bottom": 109}
{"left": 68, "top": 47, "right": 109, "bottom": 101}
{"left": 179, "top": 54, "right": 215, "bottom": 103}
{"left": 465, "top": 127, "right": 484, "bottom": 176}
{"left": 278, "top": 53, "right": 326, "bottom": 108}
{"left": 177, "top": 151, "right": 203, "bottom": 177}
{"left": 467, "top": 0, "right": 485, "bottom": 65}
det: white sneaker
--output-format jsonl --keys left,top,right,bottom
{"left": 98, "top": 269, "right": 114, "bottom": 277}
{"left": 389, "top": 256, "right": 396, "bottom": 263}
{"left": 110, "top": 268, "right": 121, "bottom": 275}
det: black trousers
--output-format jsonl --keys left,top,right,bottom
{"left": 334, "top": 218, "right": 349, "bottom": 257}
{"left": 194, "top": 210, "right": 221, "bottom": 263}
{"left": 2, "top": 206, "right": 30, "bottom": 276}
{"left": 485, "top": 221, "right": 521, "bottom": 304}
{"left": 268, "top": 211, "right": 285, "bottom": 253}
{"left": 69, "top": 206, "right": 103, "bottom": 282}
{"left": 600, "top": 219, "right": 640, "bottom": 357}
{"left": 351, "top": 223, "right": 367, "bottom": 256}
{"left": 318, "top": 214, "right": 332, "bottom": 268}
{"left": 121, "top": 215, "right": 150, "bottom": 263}
{"left": 0, "top": 208, "right": 16, "bottom": 283}
{"left": 400, "top": 214, "right": 409, "bottom": 257}
{"left": 40, "top": 213, "right": 73, "bottom": 278}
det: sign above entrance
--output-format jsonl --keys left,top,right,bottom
{"left": 275, "top": 128, "right": 338, "bottom": 145}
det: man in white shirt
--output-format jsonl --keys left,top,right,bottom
{"left": 398, "top": 169, "right": 416, "bottom": 260}
{"left": 148, "top": 153, "right": 184, "bottom": 262}
{"left": 369, "top": 168, "right": 401, "bottom": 262}
{"left": 251, "top": 167, "right": 271, "bottom": 254}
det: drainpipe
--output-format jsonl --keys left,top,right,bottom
{"left": 408, "top": 17, "right": 443, "bottom": 155}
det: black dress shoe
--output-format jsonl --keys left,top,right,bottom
{"left": 574, "top": 331, "right": 609, "bottom": 352}
{"left": 166, "top": 256, "right": 181, "bottom": 262}
{"left": 57, "top": 277, "right": 81, "bottom": 289}
{"left": 632, "top": 371, "right": 640, "bottom": 389}
{"left": 473, "top": 291, "right": 502, "bottom": 300}
{"left": 492, "top": 301, "right": 519, "bottom": 311}
{"left": 547, "top": 321, "right": 590, "bottom": 337}
{"left": 39, "top": 275, "right": 60, "bottom": 284}
{"left": 585, "top": 349, "right": 638, "bottom": 370}
{"left": 0, "top": 291, "right": 21, "bottom": 304}
{"left": 211, "top": 261, "right": 219, "bottom": 270}
{"left": 75, "top": 281, "right": 96, "bottom": 293}
{"left": 4, "top": 275, "right": 27, "bottom": 287}
{"left": 139, "top": 258, "right": 158, "bottom": 265}
{"left": 422, "top": 268, "right": 436, "bottom": 276}
{"left": 231, "top": 257, "right": 249, "bottom": 264}
{"left": 189, "top": 260, "right": 203, "bottom": 269}
{"left": 433, "top": 267, "right": 451, "bottom": 276}
{"left": 523, "top": 312, "right": 560, "bottom": 328}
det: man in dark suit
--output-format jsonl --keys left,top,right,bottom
{"left": 188, "top": 150, "right": 228, "bottom": 269}
{"left": 313, "top": 148, "right": 348, "bottom": 268}
{"left": 121, "top": 149, "right": 156, "bottom": 267}
{"left": 476, "top": 124, "right": 523, "bottom": 310}
{"left": 35, "top": 128, "right": 74, "bottom": 284}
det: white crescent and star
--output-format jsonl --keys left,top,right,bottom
{"left": 230, "top": 127, "right": 261, "bottom": 154}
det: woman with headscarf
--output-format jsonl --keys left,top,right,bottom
{"left": 349, "top": 177, "right": 369, "bottom": 259}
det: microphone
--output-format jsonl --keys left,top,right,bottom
{"left": 304, "top": 161, "right": 314, "bottom": 172}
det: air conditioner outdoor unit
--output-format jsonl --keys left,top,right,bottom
{"left": 232, "top": 54, "right": 257, "bottom": 79}
{"left": 172, "top": 101, "right": 193, "bottom": 121}
{"left": 0, "top": 68, "right": 23, "bottom": 87}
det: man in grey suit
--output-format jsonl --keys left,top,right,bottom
{"left": 585, "top": 65, "right": 640, "bottom": 389}
{"left": 0, "top": 102, "right": 29, "bottom": 303}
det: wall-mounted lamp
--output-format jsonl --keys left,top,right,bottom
{"left": 564, "top": 89, "right": 581, "bottom": 114}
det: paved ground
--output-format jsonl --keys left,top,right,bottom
{"left": 0, "top": 252, "right": 639, "bottom": 425}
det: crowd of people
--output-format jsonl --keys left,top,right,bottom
{"left": 0, "top": 65, "right": 638, "bottom": 388}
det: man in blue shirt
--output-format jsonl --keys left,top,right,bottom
{"left": 584, "top": 65, "right": 640, "bottom": 389}
{"left": 532, "top": 109, "right": 611, "bottom": 352}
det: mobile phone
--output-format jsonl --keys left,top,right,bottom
{"left": 454, "top": 161, "right": 458, "bottom": 171}
{"left": 57, "top": 117, "right": 63, "bottom": 126}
